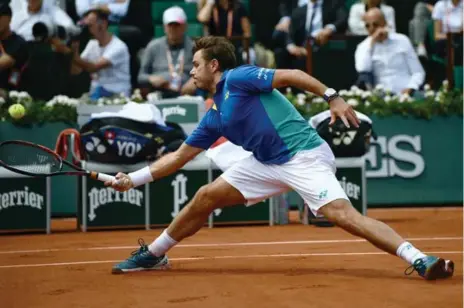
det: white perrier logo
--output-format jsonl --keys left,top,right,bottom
{"left": 0, "top": 186, "right": 44, "bottom": 210}
{"left": 171, "top": 173, "right": 222, "bottom": 217}
{"left": 88, "top": 187, "right": 143, "bottom": 221}
{"left": 162, "top": 105, "right": 187, "bottom": 119}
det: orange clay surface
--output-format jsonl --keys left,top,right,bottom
{"left": 0, "top": 207, "right": 462, "bottom": 308}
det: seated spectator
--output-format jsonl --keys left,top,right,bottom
{"left": 408, "top": 1, "right": 437, "bottom": 57}
{"left": 75, "top": 0, "right": 130, "bottom": 22}
{"left": 72, "top": 9, "right": 130, "bottom": 100}
{"left": 431, "top": 0, "right": 463, "bottom": 64}
{"left": 197, "top": 0, "right": 251, "bottom": 64}
{"left": 272, "top": 0, "right": 306, "bottom": 49}
{"left": 138, "top": 6, "right": 196, "bottom": 98}
{"left": 11, "top": 0, "right": 76, "bottom": 41}
{"left": 0, "top": 3, "right": 28, "bottom": 91}
{"left": 276, "top": 0, "right": 347, "bottom": 70}
{"left": 348, "top": 0, "right": 395, "bottom": 35}
{"left": 354, "top": 8, "right": 425, "bottom": 95}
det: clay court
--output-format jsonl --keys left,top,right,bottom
{"left": 0, "top": 207, "right": 462, "bottom": 308}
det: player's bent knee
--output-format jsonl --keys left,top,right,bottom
{"left": 192, "top": 184, "right": 221, "bottom": 212}
{"left": 319, "top": 199, "right": 360, "bottom": 225}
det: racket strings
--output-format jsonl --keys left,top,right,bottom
{"left": 0, "top": 143, "right": 61, "bottom": 174}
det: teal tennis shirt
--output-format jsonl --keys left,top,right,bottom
{"left": 185, "top": 65, "right": 323, "bottom": 165}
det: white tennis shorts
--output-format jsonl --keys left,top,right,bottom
{"left": 221, "top": 142, "right": 349, "bottom": 215}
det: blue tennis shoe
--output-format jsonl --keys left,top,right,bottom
{"left": 405, "top": 256, "right": 454, "bottom": 280}
{"left": 112, "top": 239, "right": 170, "bottom": 274}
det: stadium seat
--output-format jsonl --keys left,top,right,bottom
{"left": 152, "top": 2, "right": 198, "bottom": 24}
{"left": 108, "top": 25, "right": 120, "bottom": 36}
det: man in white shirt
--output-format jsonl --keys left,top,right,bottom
{"left": 11, "top": 0, "right": 76, "bottom": 41}
{"left": 72, "top": 9, "right": 130, "bottom": 100}
{"left": 354, "top": 8, "right": 425, "bottom": 95}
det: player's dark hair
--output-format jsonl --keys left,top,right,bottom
{"left": 192, "top": 36, "right": 236, "bottom": 71}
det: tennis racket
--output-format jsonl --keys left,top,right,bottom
{"left": 0, "top": 140, "right": 115, "bottom": 183}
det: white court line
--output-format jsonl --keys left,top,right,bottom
{"left": 0, "top": 236, "right": 462, "bottom": 255}
{"left": 0, "top": 251, "right": 461, "bottom": 270}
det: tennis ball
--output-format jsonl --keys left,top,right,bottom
{"left": 8, "top": 103, "right": 26, "bottom": 120}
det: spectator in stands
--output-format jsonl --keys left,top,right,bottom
{"left": 11, "top": 0, "right": 76, "bottom": 41}
{"left": 138, "top": 6, "right": 196, "bottom": 98}
{"left": 0, "top": 3, "right": 28, "bottom": 91}
{"left": 75, "top": 0, "right": 130, "bottom": 22}
{"left": 197, "top": 0, "right": 251, "bottom": 64}
{"left": 354, "top": 8, "right": 425, "bottom": 95}
{"left": 72, "top": 9, "right": 130, "bottom": 100}
{"left": 408, "top": 1, "right": 437, "bottom": 58}
{"left": 348, "top": 0, "right": 395, "bottom": 35}
{"left": 431, "top": 0, "right": 463, "bottom": 64}
{"left": 276, "top": 0, "right": 348, "bottom": 70}
{"left": 272, "top": 0, "right": 306, "bottom": 49}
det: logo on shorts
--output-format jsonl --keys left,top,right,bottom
{"left": 318, "top": 189, "right": 328, "bottom": 200}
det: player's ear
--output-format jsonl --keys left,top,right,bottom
{"left": 210, "top": 58, "right": 220, "bottom": 73}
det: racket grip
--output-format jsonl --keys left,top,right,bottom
{"left": 90, "top": 172, "right": 115, "bottom": 182}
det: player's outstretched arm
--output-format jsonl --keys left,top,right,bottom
{"left": 272, "top": 69, "right": 328, "bottom": 97}
{"left": 105, "top": 143, "right": 204, "bottom": 191}
{"left": 272, "top": 69, "right": 360, "bottom": 128}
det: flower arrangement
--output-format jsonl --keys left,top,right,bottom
{"left": 289, "top": 81, "right": 463, "bottom": 120}
{"left": 0, "top": 81, "right": 462, "bottom": 125}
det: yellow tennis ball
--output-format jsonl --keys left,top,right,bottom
{"left": 8, "top": 103, "right": 26, "bottom": 120}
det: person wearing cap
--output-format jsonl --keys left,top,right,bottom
{"left": 71, "top": 9, "right": 131, "bottom": 100}
{"left": 0, "top": 3, "right": 28, "bottom": 90}
{"left": 138, "top": 6, "right": 196, "bottom": 98}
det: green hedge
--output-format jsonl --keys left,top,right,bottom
{"left": 1, "top": 83, "right": 462, "bottom": 126}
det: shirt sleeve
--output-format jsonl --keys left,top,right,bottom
{"left": 227, "top": 65, "right": 276, "bottom": 93}
{"left": 102, "top": 40, "right": 128, "bottom": 66}
{"left": 348, "top": 4, "right": 366, "bottom": 35}
{"left": 432, "top": 1, "right": 444, "bottom": 20}
{"left": 354, "top": 39, "right": 373, "bottom": 72}
{"left": 185, "top": 112, "right": 221, "bottom": 150}
{"left": 80, "top": 40, "right": 94, "bottom": 61}
{"left": 403, "top": 38, "right": 425, "bottom": 90}
{"left": 52, "top": 6, "right": 76, "bottom": 31}
{"left": 137, "top": 40, "right": 156, "bottom": 85}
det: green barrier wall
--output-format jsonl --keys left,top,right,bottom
{"left": 1, "top": 115, "right": 462, "bottom": 216}
{"left": 366, "top": 115, "right": 463, "bottom": 205}
{"left": 0, "top": 122, "right": 78, "bottom": 216}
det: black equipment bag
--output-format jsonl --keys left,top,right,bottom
{"left": 80, "top": 117, "right": 186, "bottom": 164}
{"left": 310, "top": 110, "right": 376, "bottom": 157}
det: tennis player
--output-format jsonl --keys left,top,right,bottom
{"left": 106, "top": 36, "right": 454, "bottom": 280}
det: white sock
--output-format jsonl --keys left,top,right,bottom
{"left": 396, "top": 242, "right": 427, "bottom": 265}
{"left": 148, "top": 230, "right": 178, "bottom": 257}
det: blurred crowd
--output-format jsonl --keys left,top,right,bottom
{"left": 0, "top": 0, "right": 462, "bottom": 102}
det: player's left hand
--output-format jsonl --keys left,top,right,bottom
{"left": 329, "top": 97, "right": 360, "bottom": 128}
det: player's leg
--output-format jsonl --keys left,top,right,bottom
{"left": 112, "top": 155, "right": 286, "bottom": 274}
{"left": 281, "top": 142, "right": 454, "bottom": 280}
{"left": 111, "top": 177, "right": 245, "bottom": 274}
{"left": 318, "top": 199, "right": 454, "bottom": 280}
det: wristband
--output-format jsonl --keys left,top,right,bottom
{"left": 129, "top": 166, "right": 154, "bottom": 187}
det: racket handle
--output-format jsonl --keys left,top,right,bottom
{"left": 90, "top": 172, "right": 115, "bottom": 183}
